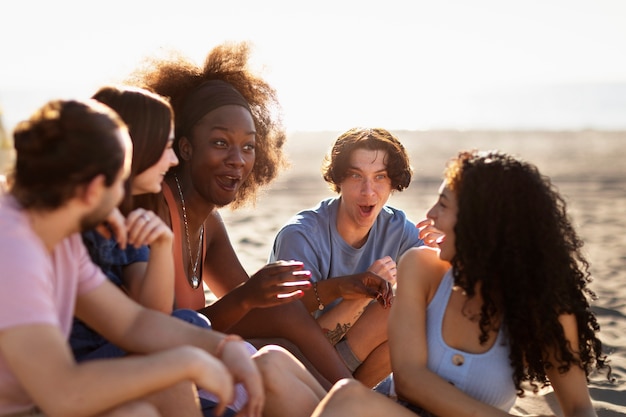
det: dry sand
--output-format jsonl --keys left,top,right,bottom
{"left": 221, "top": 130, "right": 626, "bottom": 416}
{"left": 1, "top": 128, "right": 622, "bottom": 415}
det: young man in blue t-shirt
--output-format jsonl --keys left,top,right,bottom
{"left": 270, "top": 127, "right": 423, "bottom": 388}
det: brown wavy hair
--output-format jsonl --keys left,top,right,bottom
{"left": 11, "top": 100, "right": 126, "bottom": 210}
{"left": 92, "top": 85, "right": 174, "bottom": 215}
{"left": 445, "top": 150, "right": 611, "bottom": 395}
{"left": 322, "top": 127, "right": 412, "bottom": 193}
{"left": 126, "top": 41, "right": 287, "bottom": 208}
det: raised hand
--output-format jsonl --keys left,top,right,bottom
{"left": 367, "top": 255, "right": 397, "bottom": 286}
{"left": 97, "top": 207, "right": 128, "bottom": 249}
{"left": 416, "top": 218, "right": 444, "bottom": 248}
{"left": 242, "top": 260, "right": 313, "bottom": 309}
{"left": 125, "top": 208, "right": 173, "bottom": 249}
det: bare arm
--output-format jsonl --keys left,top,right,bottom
{"left": 309, "top": 268, "right": 393, "bottom": 344}
{"left": 301, "top": 258, "right": 395, "bottom": 314}
{"left": 198, "top": 213, "right": 312, "bottom": 329}
{"left": 122, "top": 208, "right": 175, "bottom": 313}
{"left": 202, "top": 261, "right": 313, "bottom": 331}
{"left": 198, "top": 213, "right": 353, "bottom": 385}
{"left": 544, "top": 314, "right": 596, "bottom": 417}
{"left": 75, "top": 280, "right": 265, "bottom": 417}
{"left": 0, "top": 324, "right": 234, "bottom": 417}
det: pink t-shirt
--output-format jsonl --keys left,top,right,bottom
{"left": 0, "top": 195, "right": 106, "bottom": 414}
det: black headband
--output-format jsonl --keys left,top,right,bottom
{"left": 178, "top": 80, "right": 251, "bottom": 137}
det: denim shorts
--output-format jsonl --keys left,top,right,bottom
{"left": 373, "top": 375, "right": 434, "bottom": 417}
{"left": 199, "top": 398, "right": 236, "bottom": 417}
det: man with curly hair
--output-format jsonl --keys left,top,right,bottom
{"left": 269, "top": 127, "right": 424, "bottom": 387}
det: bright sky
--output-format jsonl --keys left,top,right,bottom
{"left": 1, "top": 0, "right": 626, "bottom": 132}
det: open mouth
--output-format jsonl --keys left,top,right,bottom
{"left": 359, "top": 205, "right": 375, "bottom": 216}
{"left": 216, "top": 175, "right": 241, "bottom": 191}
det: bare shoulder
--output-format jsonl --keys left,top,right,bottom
{"left": 399, "top": 245, "right": 440, "bottom": 263}
{"left": 203, "top": 210, "right": 238, "bottom": 264}
{"left": 397, "top": 246, "right": 450, "bottom": 299}
{"left": 204, "top": 210, "right": 227, "bottom": 241}
{"left": 399, "top": 246, "right": 448, "bottom": 275}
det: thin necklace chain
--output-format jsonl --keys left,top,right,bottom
{"left": 174, "top": 174, "right": 203, "bottom": 289}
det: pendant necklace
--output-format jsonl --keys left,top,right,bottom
{"left": 174, "top": 174, "right": 204, "bottom": 289}
{"left": 453, "top": 285, "right": 480, "bottom": 322}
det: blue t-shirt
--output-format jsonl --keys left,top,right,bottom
{"left": 269, "top": 197, "right": 423, "bottom": 314}
{"left": 69, "top": 229, "right": 149, "bottom": 359}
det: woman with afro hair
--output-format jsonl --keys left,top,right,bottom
{"left": 128, "top": 41, "right": 353, "bottom": 393}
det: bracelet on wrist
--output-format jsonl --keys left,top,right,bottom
{"left": 215, "top": 334, "right": 244, "bottom": 358}
{"left": 313, "top": 281, "right": 325, "bottom": 311}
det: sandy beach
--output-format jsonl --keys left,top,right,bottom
{"left": 1, "top": 128, "right": 623, "bottom": 415}
{"left": 220, "top": 129, "right": 626, "bottom": 416}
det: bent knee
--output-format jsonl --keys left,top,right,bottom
{"left": 329, "top": 378, "right": 369, "bottom": 400}
{"left": 254, "top": 344, "right": 296, "bottom": 367}
{"left": 253, "top": 346, "right": 301, "bottom": 390}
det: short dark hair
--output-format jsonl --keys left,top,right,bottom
{"left": 322, "top": 127, "right": 413, "bottom": 193}
{"left": 11, "top": 99, "right": 127, "bottom": 209}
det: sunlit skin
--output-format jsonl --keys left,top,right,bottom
{"left": 424, "top": 181, "right": 458, "bottom": 262}
{"left": 163, "top": 104, "right": 314, "bottom": 312}
{"left": 178, "top": 105, "right": 256, "bottom": 210}
{"left": 132, "top": 133, "right": 179, "bottom": 195}
{"left": 81, "top": 129, "right": 133, "bottom": 233}
{"left": 336, "top": 149, "right": 393, "bottom": 248}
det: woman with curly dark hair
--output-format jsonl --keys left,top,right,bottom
{"left": 127, "top": 41, "right": 353, "bottom": 394}
{"left": 310, "top": 150, "right": 610, "bottom": 417}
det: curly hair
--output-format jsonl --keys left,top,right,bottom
{"left": 126, "top": 41, "right": 287, "bottom": 208}
{"left": 444, "top": 150, "right": 610, "bottom": 395}
{"left": 322, "top": 127, "right": 412, "bottom": 193}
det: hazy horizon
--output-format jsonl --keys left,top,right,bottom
{"left": 2, "top": 0, "right": 625, "bottom": 134}
{"left": 2, "top": 80, "right": 626, "bottom": 134}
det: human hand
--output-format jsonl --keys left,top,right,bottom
{"left": 416, "top": 218, "right": 444, "bottom": 248}
{"left": 97, "top": 208, "right": 128, "bottom": 249}
{"left": 182, "top": 345, "right": 235, "bottom": 417}
{"left": 367, "top": 256, "right": 397, "bottom": 286}
{"left": 338, "top": 272, "right": 393, "bottom": 308}
{"left": 217, "top": 337, "right": 265, "bottom": 417}
{"left": 243, "top": 260, "right": 312, "bottom": 309}
{"left": 125, "top": 208, "right": 173, "bottom": 249}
